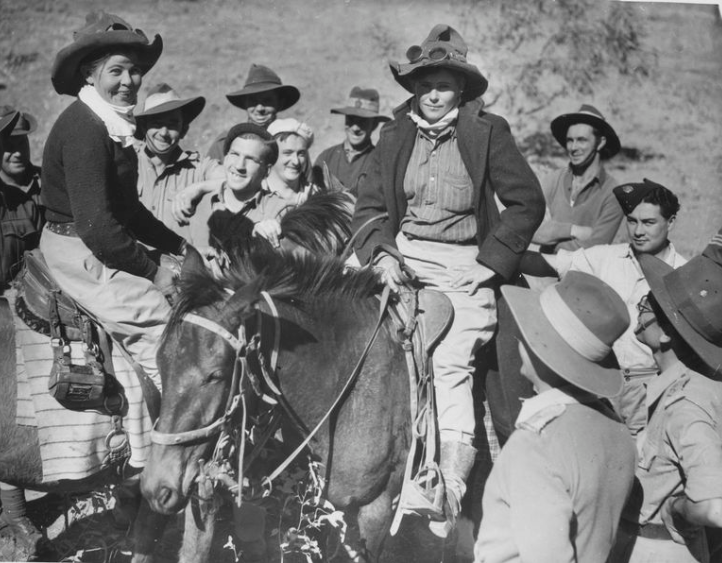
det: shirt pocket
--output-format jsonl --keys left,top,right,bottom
{"left": 439, "top": 171, "right": 474, "bottom": 213}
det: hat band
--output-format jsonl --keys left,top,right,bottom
{"left": 347, "top": 97, "right": 380, "bottom": 113}
{"left": 666, "top": 271, "right": 722, "bottom": 345}
{"left": 540, "top": 285, "right": 612, "bottom": 362}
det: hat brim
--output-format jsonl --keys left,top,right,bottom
{"left": 226, "top": 84, "right": 300, "bottom": 111}
{"left": 639, "top": 255, "right": 722, "bottom": 376}
{"left": 330, "top": 107, "right": 390, "bottom": 121}
{"left": 550, "top": 113, "right": 621, "bottom": 159}
{"left": 51, "top": 31, "right": 163, "bottom": 96}
{"left": 389, "top": 59, "right": 488, "bottom": 100}
{"left": 501, "top": 285, "right": 623, "bottom": 398}
{"left": 135, "top": 96, "right": 206, "bottom": 124}
{"left": 10, "top": 113, "right": 37, "bottom": 136}
{"left": 0, "top": 111, "right": 20, "bottom": 138}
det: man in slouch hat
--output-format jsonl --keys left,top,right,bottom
{"left": 610, "top": 251, "right": 722, "bottom": 562}
{"left": 533, "top": 104, "right": 623, "bottom": 252}
{"left": 206, "top": 64, "right": 300, "bottom": 162}
{"left": 313, "top": 86, "right": 389, "bottom": 196}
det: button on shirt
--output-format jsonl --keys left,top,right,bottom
{"left": 555, "top": 243, "right": 687, "bottom": 371}
{"left": 629, "top": 362, "right": 722, "bottom": 529}
{"left": 400, "top": 127, "right": 476, "bottom": 243}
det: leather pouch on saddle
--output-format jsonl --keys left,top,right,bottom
{"left": 16, "top": 249, "right": 120, "bottom": 412}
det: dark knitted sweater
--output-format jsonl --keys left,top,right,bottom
{"left": 42, "top": 100, "right": 184, "bottom": 279}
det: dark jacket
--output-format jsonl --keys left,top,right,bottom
{"left": 351, "top": 97, "right": 545, "bottom": 281}
{"left": 42, "top": 100, "right": 184, "bottom": 279}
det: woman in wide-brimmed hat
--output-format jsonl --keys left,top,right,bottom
{"left": 134, "top": 82, "right": 224, "bottom": 238}
{"left": 40, "top": 11, "right": 188, "bottom": 396}
{"left": 351, "top": 24, "right": 545, "bottom": 537}
{"left": 206, "top": 63, "right": 301, "bottom": 162}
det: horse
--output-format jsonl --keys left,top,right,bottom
{"left": 140, "top": 240, "right": 417, "bottom": 561}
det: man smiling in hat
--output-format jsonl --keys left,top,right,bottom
{"left": 475, "top": 272, "right": 636, "bottom": 562}
{"left": 540, "top": 178, "right": 687, "bottom": 436}
{"left": 533, "top": 104, "right": 624, "bottom": 252}
{"left": 206, "top": 63, "right": 300, "bottom": 162}
{"left": 134, "top": 82, "right": 223, "bottom": 238}
{"left": 314, "top": 86, "right": 390, "bottom": 196}
{"left": 609, "top": 252, "right": 722, "bottom": 562}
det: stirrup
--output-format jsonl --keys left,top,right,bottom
{"left": 398, "top": 463, "right": 445, "bottom": 520}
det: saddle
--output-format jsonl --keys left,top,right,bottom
{"left": 15, "top": 249, "right": 119, "bottom": 412}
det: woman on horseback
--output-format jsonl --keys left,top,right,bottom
{"left": 39, "top": 11, "right": 187, "bottom": 393}
{"left": 351, "top": 24, "right": 546, "bottom": 537}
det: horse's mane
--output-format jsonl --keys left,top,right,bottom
{"left": 279, "top": 191, "right": 353, "bottom": 255}
{"left": 168, "top": 238, "right": 382, "bottom": 331}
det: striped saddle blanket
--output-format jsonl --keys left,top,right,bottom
{"left": 5, "top": 289, "right": 152, "bottom": 483}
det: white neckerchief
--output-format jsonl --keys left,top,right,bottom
{"left": 78, "top": 85, "right": 136, "bottom": 147}
{"left": 408, "top": 106, "right": 459, "bottom": 137}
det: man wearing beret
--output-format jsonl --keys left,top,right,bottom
{"left": 533, "top": 104, "right": 624, "bottom": 252}
{"left": 0, "top": 106, "right": 44, "bottom": 292}
{"left": 542, "top": 179, "right": 686, "bottom": 435}
{"left": 313, "top": 86, "right": 390, "bottom": 197}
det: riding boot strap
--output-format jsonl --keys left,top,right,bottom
{"left": 429, "top": 441, "right": 478, "bottom": 538}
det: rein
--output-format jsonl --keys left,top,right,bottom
{"left": 151, "top": 284, "right": 393, "bottom": 500}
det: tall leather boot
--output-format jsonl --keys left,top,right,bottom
{"left": 428, "top": 441, "right": 477, "bottom": 539}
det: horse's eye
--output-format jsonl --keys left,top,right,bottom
{"left": 205, "top": 370, "right": 225, "bottom": 383}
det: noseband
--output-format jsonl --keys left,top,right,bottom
{"left": 150, "top": 313, "right": 247, "bottom": 446}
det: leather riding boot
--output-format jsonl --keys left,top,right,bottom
{"left": 428, "top": 441, "right": 477, "bottom": 539}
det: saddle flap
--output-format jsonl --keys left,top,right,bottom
{"left": 417, "top": 289, "right": 453, "bottom": 355}
{"left": 19, "top": 249, "right": 82, "bottom": 335}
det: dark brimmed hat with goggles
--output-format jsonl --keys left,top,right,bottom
{"left": 390, "top": 24, "right": 488, "bottom": 100}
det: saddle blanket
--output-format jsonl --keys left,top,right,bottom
{"left": 9, "top": 290, "right": 152, "bottom": 483}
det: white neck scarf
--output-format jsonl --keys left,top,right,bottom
{"left": 78, "top": 85, "right": 137, "bottom": 147}
{"left": 408, "top": 106, "right": 459, "bottom": 138}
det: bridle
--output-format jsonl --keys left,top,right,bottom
{"left": 150, "top": 313, "right": 247, "bottom": 446}
{"left": 150, "top": 285, "right": 392, "bottom": 495}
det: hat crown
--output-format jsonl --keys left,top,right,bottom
{"left": 411, "top": 24, "right": 468, "bottom": 62}
{"left": 575, "top": 104, "right": 606, "bottom": 122}
{"left": 347, "top": 86, "right": 380, "bottom": 113}
{"left": 613, "top": 178, "right": 668, "bottom": 214}
{"left": 267, "top": 118, "right": 314, "bottom": 147}
{"left": 543, "top": 271, "right": 630, "bottom": 354}
{"left": 73, "top": 10, "right": 146, "bottom": 42}
{"left": 244, "top": 64, "right": 283, "bottom": 88}
{"left": 0, "top": 105, "right": 35, "bottom": 136}
{"left": 665, "top": 256, "right": 722, "bottom": 346}
{"left": 141, "top": 83, "right": 181, "bottom": 112}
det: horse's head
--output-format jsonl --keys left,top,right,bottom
{"left": 141, "top": 247, "right": 261, "bottom": 514}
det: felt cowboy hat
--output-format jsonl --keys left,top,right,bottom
{"left": 639, "top": 254, "right": 722, "bottom": 377}
{"left": 550, "top": 104, "right": 621, "bottom": 159}
{"left": 389, "top": 24, "right": 488, "bottom": 100}
{"left": 226, "top": 64, "right": 300, "bottom": 111}
{"left": 0, "top": 106, "right": 36, "bottom": 136}
{"left": 51, "top": 11, "right": 163, "bottom": 96}
{"left": 135, "top": 83, "right": 205, "bottom": 123}
{"left": 502, "top": 271, "right": 630, "bottom": 397}
{"left": 330, "top": 87, "right": 390, "bottom": 122}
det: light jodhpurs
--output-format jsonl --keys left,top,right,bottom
{"left": 40, "top": 228, "right": 170, "bottom": 392}
{"left": 396, "top": 233, "right": 497, "bottom": 443}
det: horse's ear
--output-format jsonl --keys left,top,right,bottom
{"left": 224, "top": 277, "right": 265, "bottom": 325}
{"left": 181, "top": 245, "right": 205, "bottom": 279}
